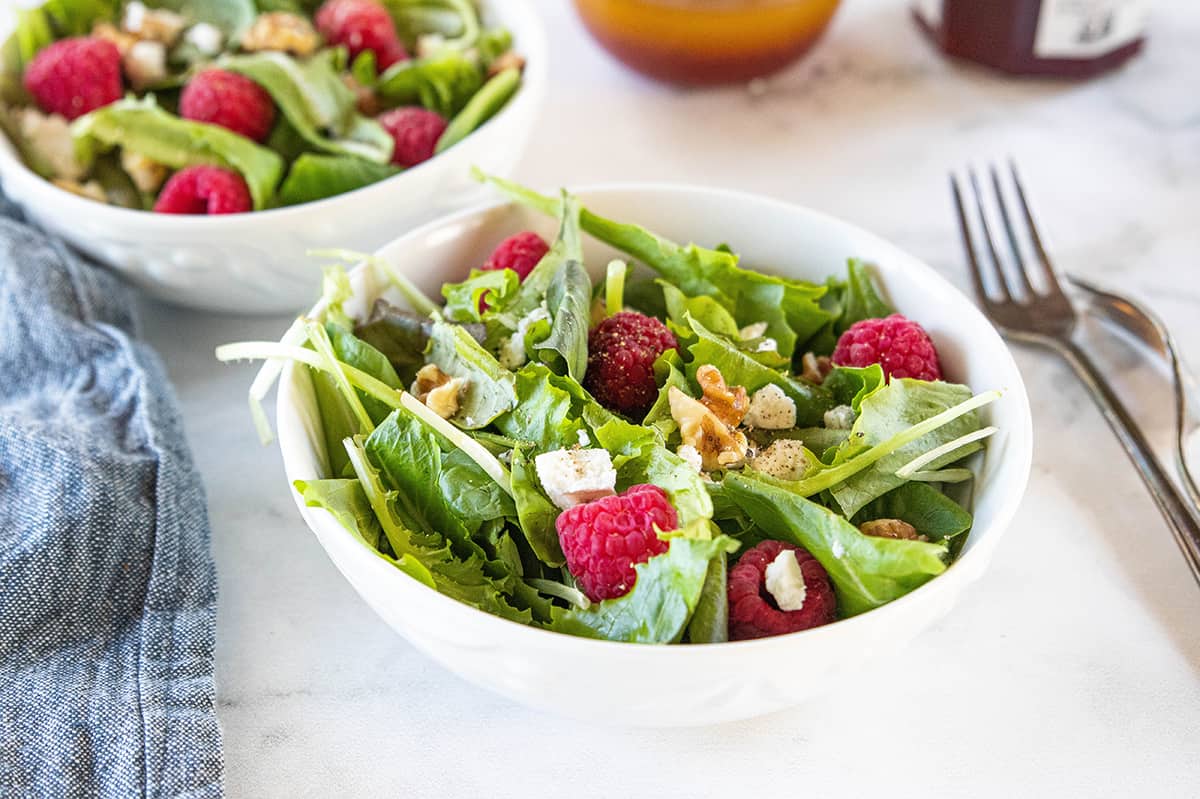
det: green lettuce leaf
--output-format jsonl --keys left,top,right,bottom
{"left": 828, "top": 379, "right": 982, "bottom": 517}
{"left": 327, "top": 322, "right": 403, "bottom": 425}
{"left": 221, "top": 50, "right": 394, "bottom": 163}
{"left": 685, "top": 552, "right": 729, "bottom": 644}
{"left": 72, "top": 96, "right": 284, "bottom": 209}
{"left": 722, "top": 473, "right": 949, "bottom": 616}
{"left": 383, "top": 0, "right": 481, "bottom": 49}
{"left": 687, "top": 316, "right": 834, "bottom": 427}
{"left": 823, "top": 364, "right": 885, "bottom": 412}
{"left": 278, "top": 153, "right": 400, "bottom": 205}
{"left": 374, "top": 50, "right": 483, "bottom": 116}
{"left": 149, "top": 0, "right": 255, "bottom": 35}
{"left": 295, "top": 478, "right": 380, "bottom": 549}
{"left": 642, "top": 349, "right": 689, "bottom": 445}
{"left": 441, "top": 268, "right": 519, "bottom": 323}
{"left": 852, "top": 482, "right": 973, "bottom": 542}
{"left": 537, "top": 259, "right": 591, "bottom": 382}
{"left": 426, "top": 320, "right": 517, "bottom": 428}
{"left": 477, "top": 173, "right": 832, "bottom": 357}
{"left": 510, "top": 447, "right": 564, "bottom": 567}
{"left": 435, "top": 66, "right": 520, "bottom": 153}
{"left": 551, "top": 536, "right": 735, "bottom": 643}
{"left": 494, "top": 363, "right": 588, "bottom": 450}
{"left": 839, "top": 258, "right": 893, "bottom": 332}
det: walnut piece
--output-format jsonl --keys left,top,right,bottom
{"left": 411, "top": 364, "right": 467, "bottom": 420}
{"left": 800, "top": 352, "right": 833, "bottom": 384}
{"left": 17, "top": 109, "right": 84, "bottom": 180}
{"left": 668, "top": 386, "right": 748, "bottom": 471}
{"left": 341, "top": 73, "right": 380, "bottom": 117}
{"left": 487, "top": 50, "right": 526, "bottom": 78}
{"left": 92, "top": 22, "right": 137, "bottom": 56}
{"left": 859, "top": 518, "right": 927, "bottom": 541}
{"left": 52, "top": 179, "right": 106, "bottom": 203}
{"left": 696, "top": 364, "right": 747, "bottom": 428}
{"left": 122, "top": 2, "right": 187, "bottom": 45}
{"left": 240, "top": 12, "right": 321, "bottom": 57}
{"left": 120, "top": 150, "right": 169, "bottom": 194}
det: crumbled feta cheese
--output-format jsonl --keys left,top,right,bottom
{"left": 123, "top": 40, "right": 168, "bottom": 90}
{"left": 534, "top": 448, "right": 617, "bottom": 510}
{"left": 756, "top": 338, "right": 778, "bottom": 353}
{"left": 676, "top": 444, "right": 703, "bottom": 473}
{"left": 765, "top": 549, "right": 807, "bottom": 611}
{"left": 498, "top": 306, "right": 550, "bottom": 370}
{"left": 17, "top": 109, "right": 84, "bottom": 180}
{"left": 750, "top": 439, "right": 809, "bottom": 481}
{"left": 120, "top": 149, "right": 168, "bottom": 194}
{"left": 743, "top": 384, "right": 796, "bottom": 430}
{"left": 824, "top": 404, "right": 856, "bottom": 430}
{"left": 739, "top": 321, "right": 768, "bottom": 340}
{"left": 416, "top": 33, "right": 446, "bottom": 58}
{"left": 184, "top": 22, "right": 223, "bottom": 56}
{"left": 122, "top": 1, "right": 147, "bottom": 33}
{"left": 576, "top": 428, "right": 590, "bottom": 448}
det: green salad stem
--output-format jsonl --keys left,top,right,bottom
{"left": 605, "top": 259, "right": 627, "bottom": 317}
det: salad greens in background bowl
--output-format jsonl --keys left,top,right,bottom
{"left": 0, "top": 1, "right": 546, "bottom": 313}
{"left": 220, "top": 178, "right": 1032, "bottom": 726}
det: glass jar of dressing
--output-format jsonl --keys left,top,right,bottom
{"left": 913, "top": 0, "right": 1150, "bottom": 78}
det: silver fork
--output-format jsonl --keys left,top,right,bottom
{"left": 951, "top": 161, "right": 1200, "bottom": 585}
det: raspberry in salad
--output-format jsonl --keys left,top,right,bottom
{"left": 221, "top": 176, "right": 1001, "bottom": 645}
{"left": 154, "top": 166, "right": 252, "bottom": 215}
{"left": 23, "top": 37, "right": 123, "bottom": 121}
{"left": 1, "top": 1, "right": 526, "bottom": 212}
{"left": 832, "top": 314, "right": 943, "bottom": 381}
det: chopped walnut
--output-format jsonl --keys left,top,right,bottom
{"left": 17, "top": 109, "right": 84, "bottom": 180}
{"left": 341, "top": 73, "right": 380, "bottom": 116}
{"left": 53, "top": 179, "right": 107, "bottom": 203}
{"left": 800, "top": 352, "right": 833, "bottom": 384}
{"left": 668, "top": 386, "right": 749, "bottom": 471}
{"left": 122, "top": 2, "right": 187, "bottom": 45}
{"left": 120, "top": 150, "right": 168, "bottom": 194}
{"left": 487, "top": 50, "right": 526, "bottom": 78}
{"left": 240, "top": 12, "right": 321, "bottom": 57}
{"left": 859, "top": 519, "right": 927, "bottom": 541}
{"left": 411, "top": 364, "right": 467, "bottom": 419}
{"left": 92, "top": 22, "right": 137, "bottom": 56}
{"left": 696, "top": 364, "right": 747, "bottom": 428}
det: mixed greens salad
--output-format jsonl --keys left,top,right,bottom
{"left": 0, "top": 0, "right": 521, "bottom": 211}
{"left": 219, "top": 174, "right": 1001, "bottom": 644}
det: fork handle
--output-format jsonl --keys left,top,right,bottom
{"left": 1057, "top": 339, "right": 1200, "bottom": 584}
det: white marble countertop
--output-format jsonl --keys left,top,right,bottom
{"left": 138, "top": 1, "right": 1200, "bottom": 795}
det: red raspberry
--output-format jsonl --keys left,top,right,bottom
{"left": 728, "top": 540, "right": 837, "bottom": 640}
{"left": 153, "top": 166, "right": 252, "bottom": 215}
{"left": 315, "top": 0, "right": 409, "bottom": 69}
{"left": 377, "top": 107, "right": 448, "bottom": 168}
{"left": 556, "top": 484, "right": 677, "bottom": 602}
{"left": 482, "top": 232, "right": 550, "bottom": 280}
{"left": 23, "top": 37, "right": 122, "bottom": 120}
{"left": 832, "top": 314, "right": 943, "bottom": 381}
{"left": 584, "top": 312, "right": 678, "bottom": 418}
{"left": 180, "top": 69, "right": 277, "bottom": 143}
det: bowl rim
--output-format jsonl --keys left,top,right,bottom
{"left": 0, "top": 0, "right": 548, "bottom": 229}
{"left": 277, "top": 181, "right": 1034, "bottom": 655}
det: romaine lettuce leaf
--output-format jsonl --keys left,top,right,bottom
{"left": 642, "top": 349, "right": 689, "bottom": 445}
{"left": 441, "top": 268, "right": 519, "bottom": 324}
{"left": 722, "top": 473, "right": 949, "bottom": 616}
{"left": 510, "top": 447, "right": 565, "bottom": 567}
{"left": 494, "top": 364, "right": 588, "bottom": 451}
{"left": 221, "top": 50, "right": 394, "bottom": 163}
{"left": 278, "top": 154, "right": 400, "bottom": 206}
{"left": 327, "top": 322, "right": 403, "bottom": 425}
{"left": 435, "top": 66, "right": 520, "bottom": 153}
{"left": 536, "top": 259, "right": 591, "bottom": 382}
{"left": 72, "top": 96, "right": 284, "bottom": 209}
{"left": 852, "top": 482, "right": 973, "bottom": 542}
{"left": 374, "top": 50, "right": 483, "bottom": 116}
{"left": 839, "top": 258, "right": 893, "bottom": 332}
{"left": 295, "top": 478, "right": 380, "bottom": 549}
{"left": 685, "top": 552, "right": 729, "bottom": 644}
{"left": 551, "top": 536, "right": 736, "bottom": 643}
{"left": 823, "top": 364, "right": 885, "bottom": 412}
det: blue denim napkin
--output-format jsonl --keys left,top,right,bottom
{"left": 0, "top": 196, "right": 222, "bottom": 798}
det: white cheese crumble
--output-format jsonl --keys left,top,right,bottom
{"left": 743, "top": 384, "right": 796, "bottom": 430}
{"left": 184, "top": 22, "right": 223, "bottom": 56}
{"left": 576, "top": 428, "right": 590, "bottom": 448}
{"left": 534, "top": 448, "right": 617, "bottom": 510}
{"left": 750, "top": 439, "right": 809, "bottom": 481}
{"left": 676, "top": 444, "right": 703, "bottom": 473}
{"left": 124, "top": 40, "right": 167, "bottom": 90}
{"left": 498, "top": 306, "right": 550, "bottom": 370}
{"left": 756, "top": 338, "right": 779, "bottom": 353}
{"left": 765, "top": 550, "right": 807, "bottom": 612}
{"left": 824, "top": 404, "right": 856, "bottom": 430}
{"left": 739, "top": 321, "right": 768, "bottom": 340}
{"left": 17, "top": 109, "right": 84, "bottom": 180}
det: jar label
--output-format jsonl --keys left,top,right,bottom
{"left": 1034, "top": 0, "right": 1150, "bottom": 58}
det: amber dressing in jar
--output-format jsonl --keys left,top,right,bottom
{"left": 914, "top": 0, "right": 1148, "bottom": 78}
{"left": 574, "top": 0, "right": 842, "bottom": 85}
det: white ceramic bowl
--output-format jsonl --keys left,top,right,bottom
{"left": 0, "top": 2, "right": 546, "bottom": 315}
{"left": 275, "top": 185, "right": 1033, "bottom": 726}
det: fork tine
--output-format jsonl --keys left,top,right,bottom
{"left": 1008, "top": 159, "right": 1068, "bottom": 299}
{"left": 950, "top": 173, "right": 992, "bottom": 307}
{"left": 989, "top": 163, "right": 1037, "bottom": 299}
{"left": 968, "top": 167, "right": 1013, "bottom": 302}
